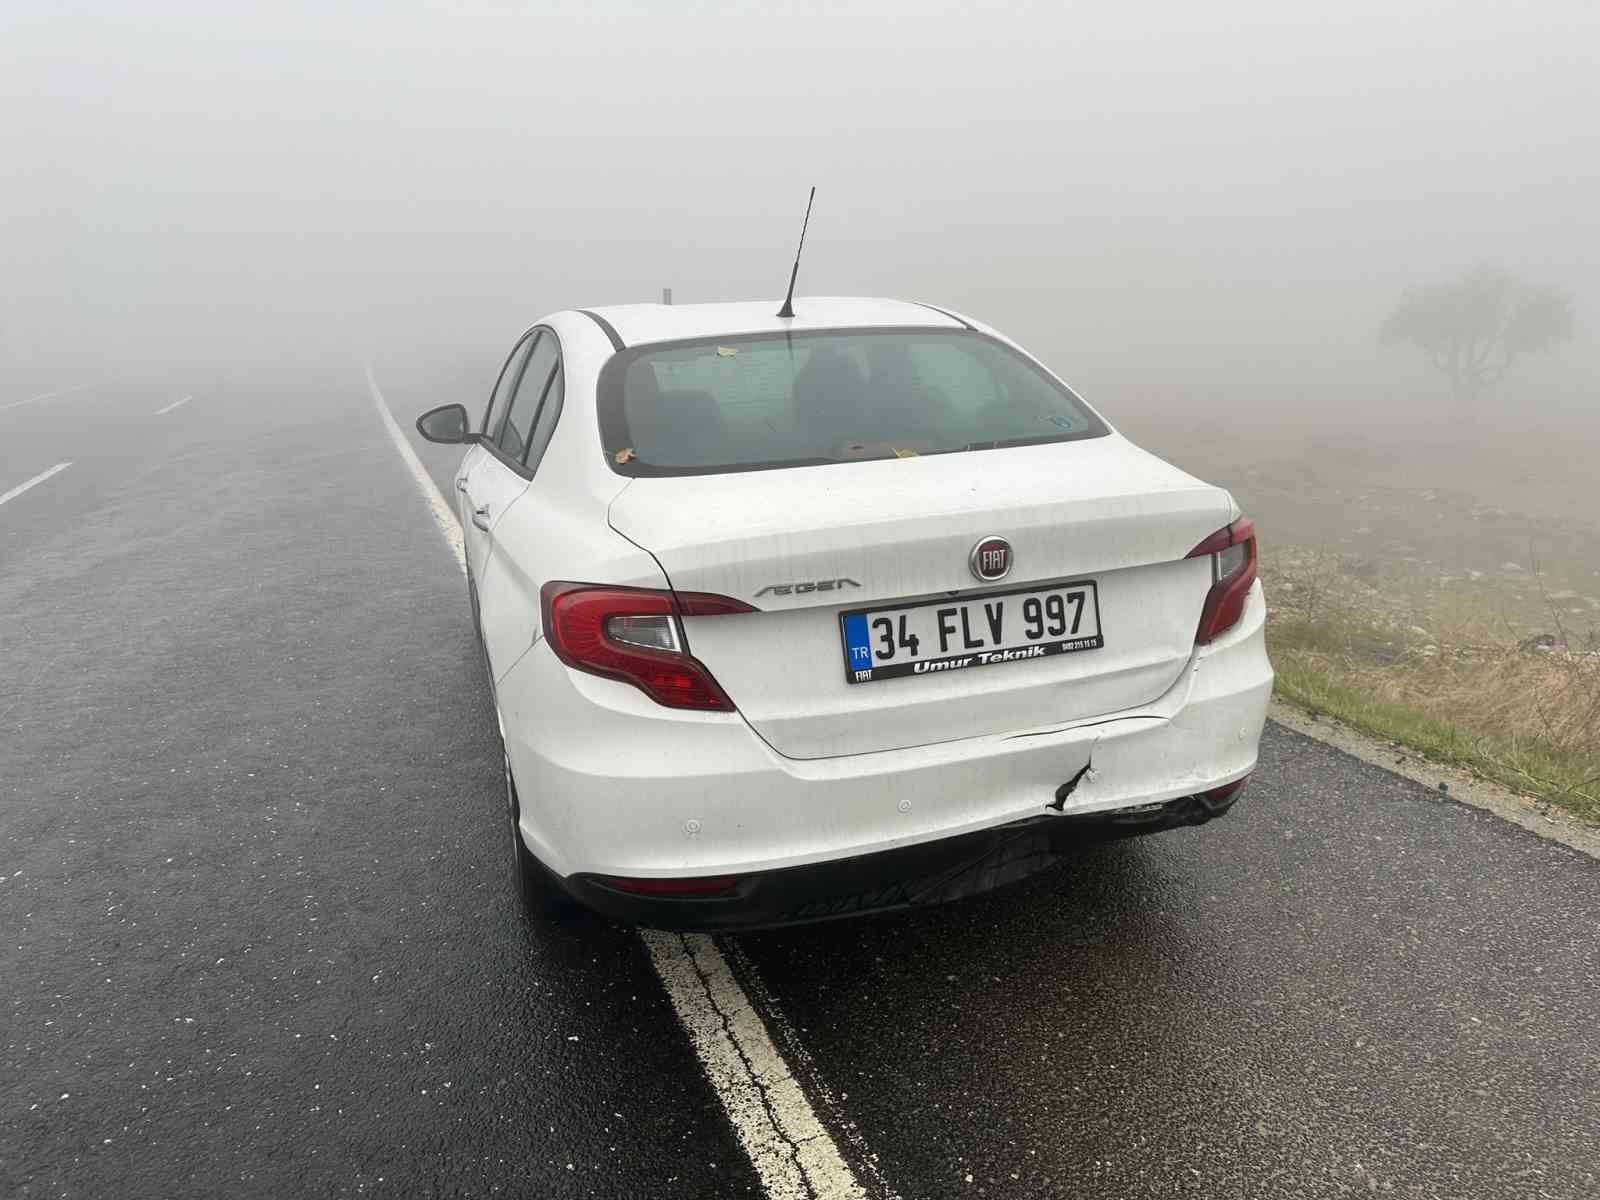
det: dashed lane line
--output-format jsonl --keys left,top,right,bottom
{"left": 364, "top": 363, "right": 872, "bottom": 1200}
{"left": 155, "top": 395, "right": 193, "bottom": 415}
{"left": 0, "top": 384, "right": 92, "bottom": 413}
{"left": 0, "top": 462, "right": 73, "bottom": 508}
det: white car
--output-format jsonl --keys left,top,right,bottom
{"left": 417, "top": 297, "right": 1271, "bottom": 929}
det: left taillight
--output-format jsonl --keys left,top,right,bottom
{"left": 539, "top": 582, "right": 754, "bottom": 711}
{"left": 1186, "top": 516, "right": 1258, "bottom": 644}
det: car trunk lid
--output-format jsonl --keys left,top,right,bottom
{"left": 607, "top": 436, "right": 1232, "bottom": 759}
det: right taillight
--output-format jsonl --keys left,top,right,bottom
{"left": 1186, "top": 516, "right": 1257, "bottom": 644}
{"left": 539, "top": 582, "right": 752, "bottom": 711}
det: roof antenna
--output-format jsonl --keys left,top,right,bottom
{"left": 776, "top": 186, "right": 815, "bottom": 319}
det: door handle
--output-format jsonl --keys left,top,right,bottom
{"left": 454, "top": 477, "right": 469, "bottom": 493}
{"left": 471, "top": 505, "right": 491, "bottom": 532}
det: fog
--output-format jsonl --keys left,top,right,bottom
{"left": 8, "top": 13, "right": 1600, "bottom": 1184}
{"left": 4, "top": 0, "right": 1596, "bottom": 439}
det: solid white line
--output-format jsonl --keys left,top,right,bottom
{"left": 364, "top": 365, "right": 466, "bottom": 576}
{"left": 643, "top": 932, "right": 867, "bottom": 1200}
{"left": 155, "top": 395, "right": 192, "bottom": 415}
{"left": 365, "top": 362, "right": 870, "bottom": 1199}
{"left": 0, "top": 383, "right": 92, "bottom": 413}
{"left": 0, "top": 462, "right": 73, "bottom": 508}
{"left": 720, "top": 939, "right": 901, "bottom": 1200}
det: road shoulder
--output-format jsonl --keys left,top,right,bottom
{"left": 1270, "top": 698, "right": 1600, "bottom": 860}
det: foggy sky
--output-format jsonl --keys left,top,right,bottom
{"left": 3, "top": 1, "right": 1596, "bottom": 412}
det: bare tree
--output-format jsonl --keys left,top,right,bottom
{"left": 1381, "top": 266, "right": 1576, "bottom": 411}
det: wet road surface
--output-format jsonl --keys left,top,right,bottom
{"left": 2, "top": 374, "right": 756, "bottom": 1198}
{"left": 730, "top": 730, "right": 1600, "bottom": 1198}
{"left": 3, "top": 368, "right": 1597, "bottom": 1198}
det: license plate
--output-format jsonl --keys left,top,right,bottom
{"left": 839, "top": 581, "right": 1103, "bottom": 684}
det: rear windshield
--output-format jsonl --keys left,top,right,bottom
{"left": 596, "top": 327, "right": 1108, "bottom": 476}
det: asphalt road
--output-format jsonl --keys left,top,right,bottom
{"left": 3, "top": 369, "right": 1597, "bottom": 1199}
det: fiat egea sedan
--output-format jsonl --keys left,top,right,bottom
{"left": 417, "top": 297, "right": 1271, "bottom": 929}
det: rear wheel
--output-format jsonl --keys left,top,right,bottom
{"left": 468, "top": 575, "right": 494, "bottom": 689}
{"left": 503, "top": 750, "right": 576, "bottom": 918}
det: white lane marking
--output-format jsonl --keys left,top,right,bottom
{"left": 720, "top": 938, "right": 901, "bottom": 1200}
{"left": 0, "top": 383, "right": 92, "bottom": 413}
{"left": 366, "top": 362, "right": 871, "bottom": 1199}
{"left": 364, "top": 365, "right": 466, "bottom": 576}
{"left": 644, "top": 932, "right": 867, "bottom": 1200}
{"left": 155, "top": 395, "right": 192, "bottom": 415}
{"left": 0, "top": 462, "right": 73, "bottom": 508}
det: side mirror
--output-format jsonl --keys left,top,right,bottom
{"left": 416, "top": 403, "right": 472, "bottom": 444}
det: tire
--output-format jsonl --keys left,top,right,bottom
{"left": 468, "top": 576, "right": 494, "bottom": 690}
{"left": 503, "top": 750, "right": 577, "bottom": 919}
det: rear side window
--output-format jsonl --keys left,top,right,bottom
{"left": 597, "top": 328, "right": 1106, "bottom": 476}
{"left": 484, "top": 332, "right": 535, "bottom": 437}
{"left": 497, "top": 332, "right": 558, "bottom": 463}
{"left": 524, "top": 362, "right": 563, "bottom": 475}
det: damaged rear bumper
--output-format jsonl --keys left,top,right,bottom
{"left": 564, "top": 781, "right": 1247, "bottom": 932}
{"left": 499, "top": 583, "right": 1272, "bottom": 917}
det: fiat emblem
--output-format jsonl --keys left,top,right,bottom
{"left": 969, "top": 536, "right": 1012, "bottom": 582}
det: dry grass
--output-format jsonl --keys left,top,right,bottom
{"left": 1264, "top": 548, "right": 1600, "bottom": 822}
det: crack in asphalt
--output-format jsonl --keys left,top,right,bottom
{"left": 643, "top": 930, "right": 868, "bottom": 1200}
{"left": 721, "top": 937, "right": 903, "bottom": 1200}
{"left": 682, "top": 934, "right": 821, "bottom": 1200}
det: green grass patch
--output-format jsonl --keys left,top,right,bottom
{"left": 1273, "top": 656, "right": 1600, "bottom": 824}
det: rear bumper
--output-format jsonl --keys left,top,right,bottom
{"left": 563, "top": 787, "right": 1244, "bottom": 931}
{"left": 497, "top": 581, "right": 1272, "bottom": 913}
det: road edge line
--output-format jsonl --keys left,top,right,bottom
{"left": 1269, "top": 699, "right": 1600, "bottom": 860}
{"left": 720, "top": 938, "right": 903, "bottom": 1200}
{"left": 642, "top": 931, "right": 869, "bottom": 1200}
{"left": 364, "top": 365, "right": 466, "bottom": 576}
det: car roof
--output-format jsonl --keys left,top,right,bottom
{"left": 574, "top": 296, "right": 966, "bottom": 348}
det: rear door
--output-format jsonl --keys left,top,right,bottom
{"left": 475, "top": 329, "right": 564, "bottom": 678}
{"left": 460, "top": 331, "right": 536, "bottom": 581}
